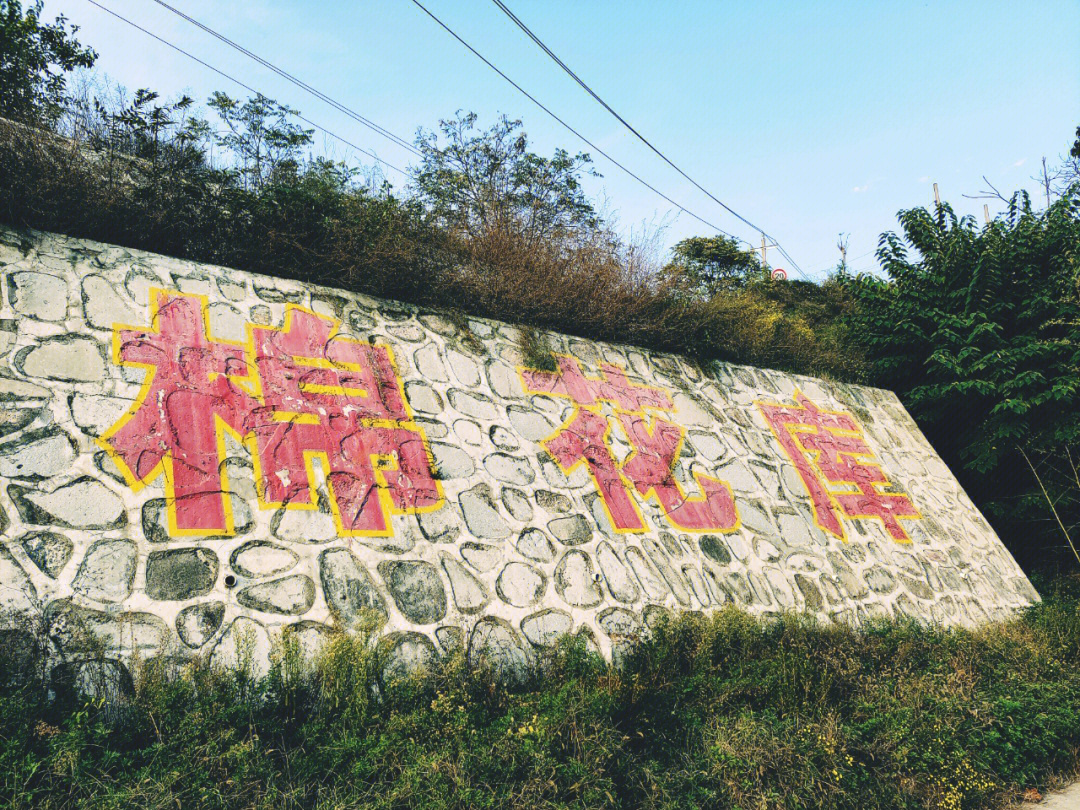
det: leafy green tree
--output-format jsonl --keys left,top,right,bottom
{"left": 413, "top": 111, "right": 598, "bottom": 247}
{"left": 106, "top": 89, "right": 208, "bottom": 170}
{"left": 208, "top": 92, "right": 312, "bottom": 190}
{"left": 1058, "top": 124, "right": 1080, "bottom": 192}
{"left": 844, "top": 190, "right": 1080, "bottom": 570}
{"left": 0, "top": 0, "right": 95, "bottom": 124}
{"left": 667, "top": 234, "right": 765, "bottom": 294}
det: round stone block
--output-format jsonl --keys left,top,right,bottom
{"left": 176, "top": 602, "right": 225, "bottom": 649}
{"left": 379, "top": 560, "right": 447, "bottom": 625}
{"left": 468, "top": 616, "right": 533, "bottom": 685}
{"left": 496, "top": 562, "right": 546, "bottom": 607}
{"left": 146, "top": 548, "right": 219, "bottom": 600}
{"left": 237, "top": 575, "right": 315, "bottom": 616}
{"left": 554, "top": 550, "right": 603, "bottom": 608}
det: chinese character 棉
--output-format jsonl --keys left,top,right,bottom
{"left": 756, "top": 392, "right": 920, "bottom": 542}
{"left": 520, "top": 356, "right": 738, "bottom": 533}
{"left": 100, "top": 289, "right": 442, "bottom": 537}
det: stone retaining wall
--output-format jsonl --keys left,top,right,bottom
{"left": 0, "top": 226, "right": 1038, "bottom": 682}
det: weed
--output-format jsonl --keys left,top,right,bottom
{"left": 2, "top": 581, "right": 1078, "bottom": 809}
{"left": 517, "top": 326, "right": 557, "bottom": 372}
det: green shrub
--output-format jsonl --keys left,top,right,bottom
{"left": 840, "top": 192, "right": 1080, "bottom": 574}
{"left": 2, "top": 580, "right": 1078, "bottom": 809}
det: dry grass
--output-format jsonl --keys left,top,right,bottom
{"left": 1, "top": 119, "right": 864, "bottom": 380}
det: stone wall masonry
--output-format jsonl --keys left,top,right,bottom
{"left": 0, "top": 226, "right": 1039, "bottom": 683}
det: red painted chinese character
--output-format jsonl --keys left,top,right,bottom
{"left": 618, "top": 413, "right": 738, "bottom": 531}
{"left": 521, "top": 356, "right": 673, "bottom": 412}
{"left": 101, "top": 289, "right": 257, "bottom": 535}
{"left": 249, "top": 307, "right": 441, "bottom": 535}
{"left": 521, "top": 356, "right": 737, "bottom": 533}
{"left": 756, "top": 392, "right": 920, "bottom": 542}
{"left": 100, "top": 290, "right": 442, "bottom": 538}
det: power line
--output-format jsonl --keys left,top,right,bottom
{"left": 490, "top": 0, "right": 799, "bottom": 262}
{"left": 774, "top": 245, "right": 808, "bottom": 279}
{"left": 83, "top": 0, "right": 410, "bottom": 177}
{"left": 148, "top": 0, "right": 422, "bottom": 158}
{"left": 406, "top": 0, "right": 740, "bottom": 241}
{"left": 488, "top": 0, "right": 810, "bottom": 279}
{"left": 91, "top": 0, "right": 804, "bottom": 275}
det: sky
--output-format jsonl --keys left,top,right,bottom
{"left": 46, "top": 0, "right": 1080, "bottom": 280}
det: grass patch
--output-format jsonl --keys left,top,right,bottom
{"left": 1, "top": 577, "right": 1078, "bottom": 809}
{"left": 518, "top": 326, "right": 558, "bottom": 372}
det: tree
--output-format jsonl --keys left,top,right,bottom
{"left": 208, "top": 92, "right": 312, "bottom": 190}
{"left": 667, "top": 234, "right": 765, "bottom": 295}
{"left": 412, "top": 111, "right": 598, "bottom": 247}
{"left": 105, "top": 89, "right": 209, "bottom": 171}
{"left": 0, "top": 0, "right": 95, "bottom": 124}
{"left": 1052, "top": 124, "right": 1080, "bottom": 195}
{"left": 844, "top": 190, "right": 1080, "bottom": 571}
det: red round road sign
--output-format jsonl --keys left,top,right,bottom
{"left": 771, "top": 268, "right": 788, "bottom": 280}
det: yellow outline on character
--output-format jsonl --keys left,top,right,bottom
{"left": 754, "top": 389, "right": 921, "bottom": 543}
{"left": 520, "top": 355, "right": 739, "bottom": 535}
{"left": 98, "top": 288, "right": 444, "bottom": 540}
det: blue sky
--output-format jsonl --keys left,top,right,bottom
{"left": 48, "top": 0, "right": 1080, "bottom": 279}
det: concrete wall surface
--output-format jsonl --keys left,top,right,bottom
{"left": 0, "top": 226, "right": 1039, "bottom": 680}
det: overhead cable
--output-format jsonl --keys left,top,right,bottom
{"left": 489, "top": 0, "right": 810, "bottom": 278}
{"left": 407, "top": 0, "right": 740, "bottom": 240}
{"left": 84, "top": 0, "right": 410, "bottom": 177}
{"left": 148, "top": 0, "right": 422, "bottom": 158}
{"left": 92, "top": 0, "right": 802, "bottom": 274}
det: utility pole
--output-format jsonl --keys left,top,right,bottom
{"left": 747, "top": 237, "right": 778, "bottom": 267}
{"left": 984, "top": 204, "right": 990, "bottom": 225}
{"left": 1042, "top": 157, "right": 1051, "bottom": 208}
{"left": 933, "top": 182, "right": 941, "bottom": 206}
{"left": 837, "top": 233, "right": 849, "bottom": 272}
